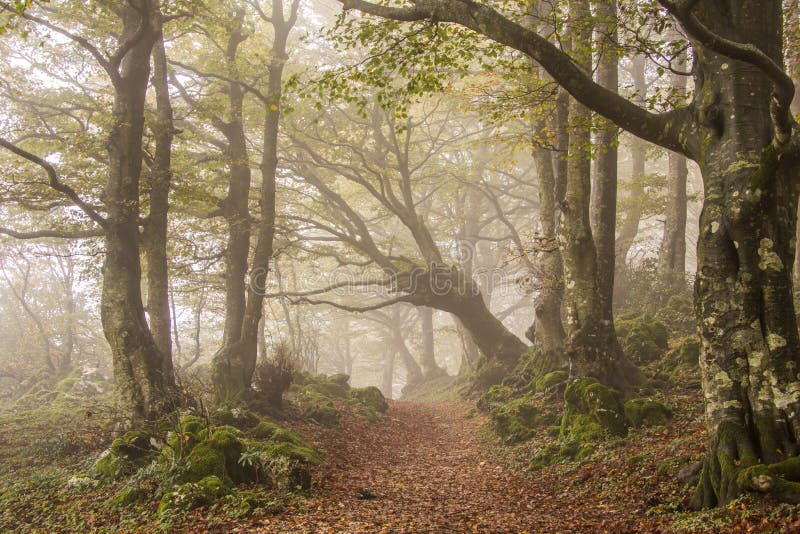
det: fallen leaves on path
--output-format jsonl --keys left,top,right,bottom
{"left": 239, "top": 401, "right": 660, "bottom": 533}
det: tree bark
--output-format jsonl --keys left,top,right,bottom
{"left": 142, "top": 11, "right": 175, "bottom": 382}
{"left": 419, "top": 306, "right": 446, "bottom": 378}
{"left": 101, "top": 0, "right": 177, "bottom": 424}
{"left": 615, "top": 56, "right": 647, "bottom": 289}
{"left": 688, "top": 0, "right": 800, "bottom": 507}
{"left": 212, "top": 0, "right": 298, "bottom": 401}
{"left": 559, "top": 0, "right": 639, "bottom": 390}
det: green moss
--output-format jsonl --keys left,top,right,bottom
{"left": 624, "top": 398, "right": 673, "bottom": 427}
{"left": 749, "top": 144, "right": 779, "bottom": 189}
{"left": 533, "top": 370, "right": 568, "bottom": 393}
{"left": 490, "top": 396, "right": 549, "bottom": 445}
{"left": 473, "top": 357, "right": 508, "bottom": 388}
{"left": 252, "top": 421, "right": 281, "bottom": 440}
{"left": 302, "top": 403, "right": 340, "bottom": 427}
{"left": 158, "top": 475, "right": 229, "bottom": 515}
{"left": 351, "top": 386, "right": 388, "bottom": 413}
{"left": 616, "top": 314, "right": 669, "bottom": 365}
{"left": 93, "top": 430, "right": 157, "bottom": 481}
{"left": 477, "top": 385, "right": 514, "bottom": 411}
{"left": 210, "top": 408, "right": 260, "bottom": 430}
{"left": 662, "top": 338, "right": 701, "bottom": 374}
{"left": 560, "top": 378, "right": 626, "bottom": 455}
{"left": 107, "top": 486, "right": 147, "bottom": 508}
{"left": 182, "top": 442, "right": 227, "bottom": 483}
{"left": 261, "top": 441, "right": 323, "bottom": 466}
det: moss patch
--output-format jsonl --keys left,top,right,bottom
{"left": 616, "top": 314, "right": 669, "bottom": 365}
{"left": 624, "top": 398, "right": 673, "bottom": 427}
{"left": 560, "top": 378, "right": 627, "bottom": 458}
{"left": 351, "top": 386, "right": 389, "bottom": 413}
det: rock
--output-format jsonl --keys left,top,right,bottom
{"left": 624, "top": 398, "right": 673, "bottom": 427}
{"left": 560, "top": 377, "right": 627, "bottom": 458}
{"left": 351, "top": 386, "right": 389, "bottom": 413}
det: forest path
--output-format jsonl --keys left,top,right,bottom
{"left": 247, "top": 401, "right": 634, "bottom": 533}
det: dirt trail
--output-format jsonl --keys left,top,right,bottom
{"left": 246, "top": 401, "right": 640, "bottom": 533}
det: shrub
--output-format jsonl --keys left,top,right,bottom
{"left": 254, "top": 341, "right": 295, "bottom": 410}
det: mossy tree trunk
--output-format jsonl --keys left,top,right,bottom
{"left": 690, "top": 26, "right": 800, "bottom": 506}
{"left": 101, "top": 0, "right": 178, "bottom": 424}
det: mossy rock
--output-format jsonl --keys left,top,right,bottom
{"left": 305, "top": 380, "right": 351, "bottom": 400}
{"left": 662, "top": 338, "right": 701, "bottom": 373}
{"left": 302, "top": 403, "right": 340, "bottom": 427}
{"left": 261, "top": 441, "right": 323, "bottom": 466}
{"left": 211, "top": 407, "right": 261, "bottom": 430}
{"left": 351, "top": 386, "right": 388, "bottom": 413}
{"left": 158, "top": 475, "right": 229, "bottom": 515}
{"left": 490, "top": 396, "right": 547, "bottom": 445}
{"left": 107, "top": 485, "right": 147, "bottom": 508}
{"left": 93, "top": 430, "right": 157, "bottom": 481}
{"left": 624, "top": 398, "right": 673, "bottom": 427}
{"left": 174, "top": 426, "right": 256, "bottom": 485}
{"left": 477, "top": 384, "right": 514, "bottom": 412}
{"left": 616, "top": 314, "right": 669, "bottom": 365}
{"left": 560, "top": 378, "right": 626, "bottom": 453}
{"left": 533, "top": 370, "right": 568, "bottom": 393}
{"left": 529, "top": 443, "right": 560, "bottom": 470}
{"left": 327, "top": 374, "right": 351, "bottom": 387}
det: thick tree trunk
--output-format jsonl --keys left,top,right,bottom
{"left": 101, "top": 1, "right": 177, "bottom": 424}
{"left": 690, "top": 2, "right": 800, "bottom": 506}
{"left": 592, "top": 0, "right": 619, "bottom": 323}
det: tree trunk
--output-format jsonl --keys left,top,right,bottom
{"left": 142, "top": 13, "right": 175, "bottom": 382}
{"left": 689, "top": 1, "right": 800, "bottom": 506}
{"left": 419, "top": 307, "right": 446, "bottom": 378}
{"left": 658, "top": 38, "right": 689, "bottom": 282}
{"left": 101, "top": 1, "right": 176, "bottom": 424}
{"left": 213, "top": 1, "right": 296, "bottom": 401}
{"left": 591, "top": 0, "right": 619, "bottom": 324}
{"left": 525, "top": 0, "right": 566, "bottom": 363}
{"left": 615, "top": 55, "right": 647, "bottom": 297}
{"left": 559, "top": 0, "right": 639, "bottom": 390}
{"left": 381, "top": 342, "right": 395, "bottom": 399}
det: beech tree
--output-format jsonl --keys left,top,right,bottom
{"left": 0, "top": 0, "right": 180, "bottom": 423}
{"left": 337, "top": 0, "right": 800, "bottom": 507}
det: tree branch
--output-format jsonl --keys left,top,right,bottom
{"left": 0, "top": 137, "right": 108, "bottom": 228}
{"left": 338, "top": 0, "right": 696, "bottom": 156}
{"left": 0, "top": 227, "right": 105, "bottom": 239}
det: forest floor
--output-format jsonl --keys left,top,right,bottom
{"left": 234, "top": 398, "right": 799, "bottom": 533}
{"left": 3, "top": 389, "right": 800, "bottom": 532}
